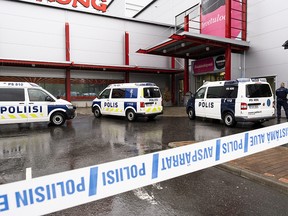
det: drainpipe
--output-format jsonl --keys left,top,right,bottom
{"left": 65, "top": 22, "right": 71, "bottom": 102}
{"left": 125, "top": 32, "right": 130, "bottom": 82}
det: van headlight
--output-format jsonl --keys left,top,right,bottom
{"left": 66, "top": 104, "right": 75, "bottom": 109}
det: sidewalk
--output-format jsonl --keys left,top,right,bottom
{"left": 78, "top": 106, "right": 288, "bottom": 194}
{"left": 168, "top": 140, "right": 288, "bottom": 195}
{"left": 161, "top": 109, "right": 288, "bottom": 195}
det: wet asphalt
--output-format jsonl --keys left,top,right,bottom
{"left": 0, "top": 115, "right": 287, "bottom": 215}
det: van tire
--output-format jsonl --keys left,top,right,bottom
{"left": 126, "top": 109, "right": 136, "bottom": 122}
{"left": 188, "top": 108, "right": 196, "bottom": 120}
{"left": 51, "top": 112, "right": 66, "bottom": 126}
{"left": 223, "top": 112, "right": 236, "bottom": 127}
{"left": 93, "top": 107, "right": 102, "bottom": 118}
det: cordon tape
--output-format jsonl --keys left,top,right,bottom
{"left": 1, "top": 123, "right": 288, "bottom": 215}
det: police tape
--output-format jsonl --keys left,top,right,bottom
{"left": 1, "top": 123, "right": 288, "bottom": 215}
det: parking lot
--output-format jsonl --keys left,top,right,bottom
{"left": 1, "top": 111, "right": 288, "bottom": 215}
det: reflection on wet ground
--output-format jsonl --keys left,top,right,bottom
{"left": 0, "top": 115, "right": 275, "bottom": 184}
{"left": 1, "top": 115, "right": 287, "bottom": 215}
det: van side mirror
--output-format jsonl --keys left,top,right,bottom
{"left": 45, "top": 96, "right": 54, "bottom": 102}
{"left": 185, "top": 91, "right": 194, "bottom": 98}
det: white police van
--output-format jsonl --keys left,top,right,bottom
{"left": 186, "top": 78, "right": 275, "bottom": 127}
{"left": 92, "top": 82, "right": 163, "bottom": 121}
{"left": 0, "top": 82, "right": 76, "bottom": 126}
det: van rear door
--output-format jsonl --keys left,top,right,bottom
{"left": 0, "top": 88, "right": 28, "bottom": 124}
{"left": 244, "top": 83, "right": 274, "bottom": 118}
{"left": 142, "top": 87, "right": 162, "bottom": 114}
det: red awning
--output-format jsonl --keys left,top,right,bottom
{"left": 137, "top": 31, "right": 250, "bottom": 60}
{"left": 0, "top": 58, "right": 183, "bottom": 74}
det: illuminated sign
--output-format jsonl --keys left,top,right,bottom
{"left": 201, "top": 0, "right": 242, "bottom": 39}
{"left": 17, "top": 0, "right": 107, "bottom": 13}
{"left": 193, "top": 57, "right": 215, "bottom": 74}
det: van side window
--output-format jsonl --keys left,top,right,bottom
{"left": 195, "top": 87, "right": 206, "bottom": 99}
{"left": 99, "top": 89, "right": 111, "bottom": 99}
{"left": 144, "top": 88, "right": 161, "bottom": 98}
{"left": 223, "top": 86, "right": 238, "bottom": 98}
{"left": 28, "top": 89, "right": 50, "bottom": 101}
{"left": 207, "top": 86, "right": 223, "bottom": 98}
{"left": 0, "top": 88, "right": 24, "bottom": 101}
{"left": 112, "top": 88, "right": 125, "bottom": 98}
{"left": 246, "top": 84, "right": 272, "bottom": 98}
{"left": 125, "top": 88, "right": 138, "bottom": 98}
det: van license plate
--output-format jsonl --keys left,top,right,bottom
{"left": 249, "top": 105, "right": 259, "bottom": 109}
{"left": 145, "top": 102, "right": 154, "bottom": 107}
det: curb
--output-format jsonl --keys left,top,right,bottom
{"left": 217, "top": 163, "right": 288, "bottom": 195}
{"left": 168, "top": 141, "right": 288, "bottom": 195}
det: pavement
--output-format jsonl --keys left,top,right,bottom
{"left": 77, "top": 106, "right": 288, "bottom": 195}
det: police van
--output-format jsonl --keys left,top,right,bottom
{"left": 0, "top": 82, "right": 76, "bottom": 126}
{"left": 186, "top": 78, "right": 275, "bottom": 127}
{"left": 92, "top": 82, "right": 163, "bottom": 121}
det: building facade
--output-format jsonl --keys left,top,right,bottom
{"left": 137, "top": 0, "right": 288, "bottom": 93}
{"left": 0, "top": 0, "right": 182, "bottom": 106}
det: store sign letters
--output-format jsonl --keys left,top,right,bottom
{"left": 46, "top": 0, "right": 107, "bottom": 12}
{"left": 19, "top": 0, "right": 107, "bottom": 13}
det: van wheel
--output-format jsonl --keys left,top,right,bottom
{"left": 51, "top": 112, "right": 66, "bottom": 126}
{"left": 223, "top": 112, "right": 236, "bottom": 127}
{"left": 93, "top": 107, "right": 102, "bottom": 118}
{"left": 188, "top": 108, "right": 196, "bottom": 120}
{"left": 126, "top": 109, "right": 136, "bottom": 122}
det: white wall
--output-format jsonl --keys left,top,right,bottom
{"left": 135, "top": 0, "right": 200, "bottom": 25}
{"left": 231, "top": 53, "right": 243, "bottom": 80}
{"left": 0, "top": 1, "right": 66, "bottom": 61}
{"left": 0, "top": 0, "right": 175, "bottom": 70}
{"left": 246, "top": 0, "right": 288, "bottom": 87}
{"left": 105, "top": 0, "right": 125, "bottom": 17}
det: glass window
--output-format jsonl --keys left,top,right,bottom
{"left": 207, "top": 86, "right": 223, "bottom": 98}
{"left": 143, "top": 88, "right": 161, "bottom": 98}
{"left": 70, "top": 79, "right": 124, "bottom": 101}
{"left": 112, "top": 89, "right": 125, "bottom": 98}
{"left": 99, "top": 89, "right": 111, "bottom": 99}
{"left": 28, "top": 89, "right": 51, "bottom": 102}
{"left": 195, "top": 87, "right": 206, "bottom": 99}
{"left": 246, "top": 84, "right": 272, "bottom": 98}
{"left": 0, "top": 88, "right": 25, "bottom": 101}
{"left": 40, "top": 83, "right": 65, "bottom": 99}
{"left": 125, "top": 88, "right": 138, "bottom": 98}
{"left": 223, "top": 86, "right": 238, "bottom": 98}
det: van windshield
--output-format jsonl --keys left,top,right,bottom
{"left": 246, "top": 84, "right": 272, "bottom": 98}
{"left": 144, "top": 88, "right": 161, "bottom": 98}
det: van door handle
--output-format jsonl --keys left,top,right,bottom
{"left": 29, "top": 103, "right": 34, "bottom": 105}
